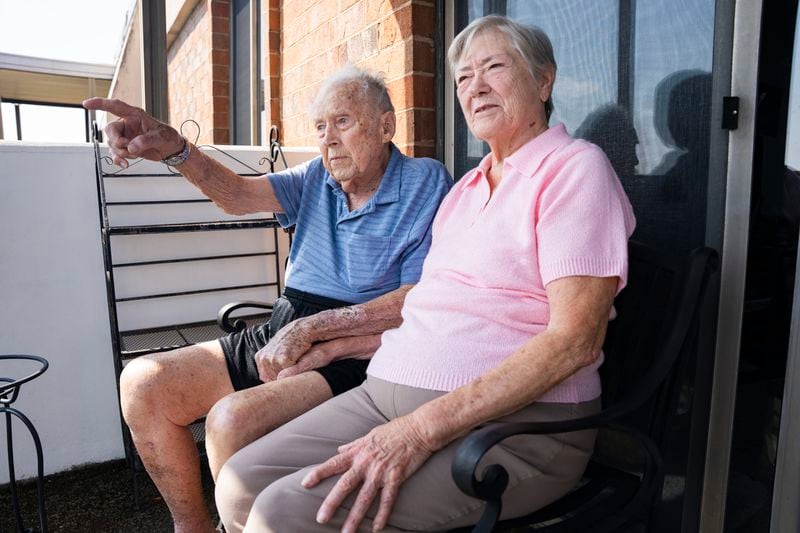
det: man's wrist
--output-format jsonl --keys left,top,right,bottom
{"left": 162, "top": 137, "right": 191, "bottom": 167}
{"left": 299, "top": 306, "right": 362, "bottom": 341}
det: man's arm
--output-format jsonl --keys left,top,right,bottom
{"left": 254, "top": 284, "right": 413, "bottom": 381}
{"left": 167, "top": 143, "right": 281, "bottom": 215}
{"left": 83, "top": 98, "right": 282, "bottom": 215}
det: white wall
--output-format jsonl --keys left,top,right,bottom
{"left": 0, "top": 142, "right": 122, "bottom": 482}
{"left": 0, "top": 141, "right": 317, "bottom": 481}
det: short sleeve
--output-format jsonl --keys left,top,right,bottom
{"left": 399, "top": 164, "right": 454, "bottom": 284}
{"left": 267, "top": 159, "right": 316, "bottom": 227}
{"left": 536, "top": 145, "right": 636, "bottom": 292}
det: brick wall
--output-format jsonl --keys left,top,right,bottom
{"left": 168, "top": 0, "right": 230, "bottom": 145}
{"left": 160, "top": 0, "right": 436, "bottom": 153}
{"left": 264, "top": 0, "right": 282, "bottom": 136}
{"left": 277, "top": 0, "right": 437, "bottom": 157}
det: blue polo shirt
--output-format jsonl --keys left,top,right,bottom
{"left": 268, "top": 144, "right": 453, "bottom": 304}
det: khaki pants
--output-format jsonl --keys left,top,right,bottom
{"left": 216, "top": 376, "right": 599, "bottom": 532}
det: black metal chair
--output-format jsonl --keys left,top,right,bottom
{"left": 91, "top": 121, "right": 289, "bottom": 504}
{"left": 1, "top": 354, "right": 49, "bottom": 533}
{"left": 450, "top": 240, "right": 719, "bottom": 533}
{"left": 217, "top": 301, "right": 274, "bottom": 333}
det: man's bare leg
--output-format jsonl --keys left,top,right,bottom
{"left": 205, "top": 372, "right": 333, "bottom": 480}
{"left": 120, "top": 340, "right": 234, "bottom": 533}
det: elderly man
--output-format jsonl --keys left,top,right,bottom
{"left": 83, "top": 66, "right": 452, "bottom": 533}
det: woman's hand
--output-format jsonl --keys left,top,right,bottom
{"left": 276, "top": 334, "right": 382, "bottom": 379}
{"left": 302, "top": 416, "right": 435, "bottom": 533}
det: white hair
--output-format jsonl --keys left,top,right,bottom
{"left": 310, "top": 65, "right": 394, "bottom": 118}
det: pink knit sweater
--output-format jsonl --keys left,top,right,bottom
{"left": 367, "top": 124, "right": 636, "bottom": 402}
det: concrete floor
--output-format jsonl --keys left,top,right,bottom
{"left": 0, "top": 459, "right": 218, "bottom": 532}
{"left": 2, "top": 457, "right": 772, "bottom": 532}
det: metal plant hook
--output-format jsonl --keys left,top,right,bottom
{"left": 179, "top": 119, "right": 201, "bottom": 145}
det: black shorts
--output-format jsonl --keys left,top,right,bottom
{"left": 219, "top": 286, "right": 370, "bottom": 396}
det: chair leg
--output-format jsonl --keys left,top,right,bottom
{"left": 5, "top": 411, "right": 25, "bottom": 532}
{"left": 3, "top": 407, "right": 48, "bottom": 533}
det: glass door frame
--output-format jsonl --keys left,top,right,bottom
{"left": 699, "top": 0, "right": 764, "bottom": 530}
{"left": 768, "top": 7, "right": 800, "bottom": 530}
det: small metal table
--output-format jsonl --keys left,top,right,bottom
{"left": 1, "top": 354, "right": 49, "bottom": 533}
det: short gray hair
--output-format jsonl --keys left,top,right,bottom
{"left": 448, "top": 15, "right": 557, "bottom": 120}
{"left": 310, "top": 65, "right": 394, "bottom": 118}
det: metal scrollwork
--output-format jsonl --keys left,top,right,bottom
{"left": 260, "top": 125, "right": 288, "bottom": 173}
{"left": 92, "top": 119, "right": 286, "bottom": 177}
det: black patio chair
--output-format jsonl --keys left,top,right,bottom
{"left": 217, "top": 300, "right": 274, "bottom": 333}
{"left": 450, "top": 240, "right": 719, "bottom": 533}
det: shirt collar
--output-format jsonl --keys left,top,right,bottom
{"left": 325, "top": 143, "right": 401, "bottom": 206}
{"left": 459, "top": 123, "right": 571, "bottom": 186}
{"left": 505, "top": 123, "right": 570, "bottom": 178}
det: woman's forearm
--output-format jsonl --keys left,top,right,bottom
{"left": 408, "top": 275, "right": 617, "bottom": 451}
{"left": 408, "top": 328, "right": 600, "bottom": 450}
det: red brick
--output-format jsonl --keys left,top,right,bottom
{"left": 412, "top": 37, "right": 434, "bottom": 73}
{"left": 386, "top": 77, "right": 408, "bottom": 109}
{"left": 213, "top": 111, "right": 229, "bottom": 129}
{"left": 413, "top": 74, "right": 435, "bottom": 108}
{"left": 411, "top": 144, "right": 435, "bottom": 158}
{"left": 211, "top": 32, "right": 229, "bottom": 51}
{"left": 268, "top": 51, "right": 281, "bottom": 70}
{"left": 211, "top": 13, "right": 229, "bottom": 34}
{"left": 378, "top": 14, "right": 401, "bottom": 49}
{"left": 211, "top": 1, "right": 229, "bottom": 17}
{"left": 394, "top": 3, "right": 413, "bottom": 38}
{"left": 213, "top": 128, "right": 230, "bottom": 144}
{"left": 213, "top": 96, "right": 229, "bottom": 114}
{"left": 410, "top": 2, "right": 435, "bottom": 40}
{"left": 211, "top": 49, "right": 229, "bottom": 66}
{"left": 212, "top": 80, "right": 229, "bottom": 97}
{"left": 269, "top": 76, "right": 280, "bottom": 95}
{"left": 335, "top": 1, "right": 365, "bottom": 41}
{"left": 360, "top": 23, "right": 379, "bottom": 56}
{"left": 212, "top": 64, "right": 230, "bottom": 82}
{"left": 413, "top": 108, "right": 436, "bottom": 141}
{"left": 269, "top": 8, "right": 280, "bottom": 27}
{"left": 346, "top": 33, "right": 364, "bottom": 62}
{"left": 365, "top": 0, "right": 396, "bottom": 21}
{"left": 268, "top": 30, "right": 281, "bottom": 50}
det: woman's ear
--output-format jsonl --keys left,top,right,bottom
{"left": 381, "top": 112, "right": 396, "bottom": 142}
{"left": 538, "top": 65, "right": 556, "bottom": 103}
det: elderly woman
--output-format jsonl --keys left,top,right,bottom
{"left": 216, "top": 14, "right": 635, "bottom": 532}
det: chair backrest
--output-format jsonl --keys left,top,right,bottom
{"left": 599, "top": 240, "right": 719, "bottom": 445}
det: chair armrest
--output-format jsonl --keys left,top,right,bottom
{"left": 451, "top": 413, "right": 608, "bottom": 500}
{"left": 451, "top": 416, "right": 663, "bottom": 533}
{"left": 217, "top": 301, "right": 274, "bottom": 333}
